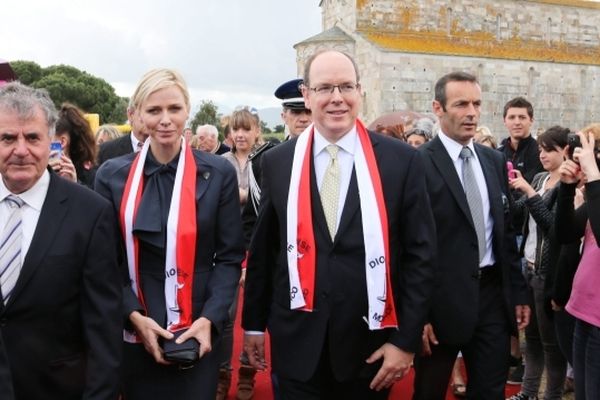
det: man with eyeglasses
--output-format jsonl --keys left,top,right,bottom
{"left": 242, "top": 50, "right": 436, "bottom": 399}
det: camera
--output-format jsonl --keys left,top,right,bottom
{"left": 568, "top": 132, "right": 600, "bottom": 170}
{"left": 567, "top": 133, "right": 581, "bottom": 160}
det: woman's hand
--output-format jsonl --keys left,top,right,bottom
{"left": 174, "top": 317, "right": 212, "bottom": 359}
{"left": 50, "top": 155, "right": 78, "bottom": 182}
{"left": 573, "top": 131, "right": 600, "bottom": 183}
{"left": 509, "top": 169, "right": 536, "bottom": 197}
{"left": 559, "top": 159, "right": 582, "bottom": 185}
{"left": 129, "top": 311, "right": 174, "bottom": 365}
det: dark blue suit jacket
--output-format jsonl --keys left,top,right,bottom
{"left": 97, "top": 134, "right": 134, "bottom": 166}
{"left": 419, "top": 136, "right": 528, "bottom": 345}
{"left": 94, "top": 150, "right": 244, "bottom": 336}
{"left": 0, "top": 172, "right": 123, "bottom": 400}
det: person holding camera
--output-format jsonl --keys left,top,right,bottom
{"left": 506, "top": 126, "right": 569, "bottom": 400}
{"left": 95, "top": 69, "right": 244, "bottom": 400}
{"left": 555, "top": 124, "right": 600, "bottom": 399}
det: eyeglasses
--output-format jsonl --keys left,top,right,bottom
{"left": 234, "top": 105, "right": 259, "bottom": 115}
{"left": 307, "top": 83, "right": 360, "bottom": 96}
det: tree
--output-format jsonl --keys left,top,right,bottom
{"left": 10, "top": 61, "right": 43, "bottom": 85}
{"left": 10, "top": 61, "right": 127, "bottom": 124}
{"left": 260, "top": 120, "right": 271, "bottom": 134}
{"left": 273, "top": 124, "right": 285, "bottom": 133}
{"left": 189, "top": 100, "right": 220, "bottom": 133}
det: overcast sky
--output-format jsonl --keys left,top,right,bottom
{"left": 2, "top": 1, "right": 322, "bottom": 114}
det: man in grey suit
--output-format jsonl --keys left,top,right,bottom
{"left": 413, "top": 72, "right": 530, "bottom": 399}
{"left": 0, "top": 83, "right": 122, "bottom": 399}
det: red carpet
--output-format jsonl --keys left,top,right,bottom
{"left": 228, "top": 290, "right": 521, "bottom": 399}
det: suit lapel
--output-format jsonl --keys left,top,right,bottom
{"left": 195, "top": 155, "right": 213, "bottom": 202}
{"left": 6, "top": 174, "right": 68, "bottom": 308}
{"left": 335, "top": 169, "right": 359, "bottom": 242}
{"left": 427, "top": 136, "right": 473, "bottom": 223}
{"left": 475, "top": 146, "right": 504, "bottom": 236}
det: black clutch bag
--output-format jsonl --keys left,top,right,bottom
{"left": 162, "top": 330, "right": 199, "bottom": 365}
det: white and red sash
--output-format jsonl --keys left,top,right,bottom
{"left": 286, "top": 119, "right": 398, "bottom": 330}
{"left": 120, "top": 137, "right": 197, "bottom": 342}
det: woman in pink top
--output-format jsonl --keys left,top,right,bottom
{"left": 555, "top": 124, "right": 600, "bottom": 400}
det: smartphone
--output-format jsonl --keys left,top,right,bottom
{"left": 506, "top": 161, "right": 517, "bottom": 180}
{"left": 49, "top": 141, "right": 62, "bottom": 162}
{"left": 567, "top": 133, "right": 581, "bottom": 160}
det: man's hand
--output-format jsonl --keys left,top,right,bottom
{"left": 515, "top": 305, "right": 530, "bottom": 330}
{"left": 244, "top": 333, "right": 268, "bottom": 371}
{"left": 175, "top": 317, "right": 212, "bottom": 359}
{"left": 420, "top": 323, "right": 439, "bottom": 356}
{"left": 130, "top": 311, "right": 173, "bottom": 365}
{"left": 366, "top": 343, "right": 414, "bottom": 391}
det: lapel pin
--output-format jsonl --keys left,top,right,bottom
{"left": 202, "top": 171, "right": 210, "bottom": 180}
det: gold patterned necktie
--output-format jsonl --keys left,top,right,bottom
{"left": 320, "top": 144, "right": 340, "bottom": 240}
{"left": 0, "top": 195, "right": 25, "bottom": 304}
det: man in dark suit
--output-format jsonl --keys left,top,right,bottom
{"left": 412, "top": 72, "right": 530, "bottom": 399}
{"left": 0, "top": 82, "right": 122, "bottom": 400}
{"left": 242, "top": 50, "right": 436, "bottom": 399}
{"left": 96, "top": 101, "right": 148, "bottom": 165}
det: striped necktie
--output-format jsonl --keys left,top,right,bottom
{"left": 0, "top": 195, "right": 25, "bottom": 304}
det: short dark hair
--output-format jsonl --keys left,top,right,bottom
{"left": 434, "top": 71, "right": 478, "bottom": 110}
{"left": 503, "top": 97, "right": 534, "bottom": 119}
{"left": 303, "top": 50, "right": 360, "bottom": 87}
{"left": 537, "top": 125, "right": 569, "bottom": 151}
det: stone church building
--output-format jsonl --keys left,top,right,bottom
{"left": 294, "top": 0, "right": 600, "bottom": 136}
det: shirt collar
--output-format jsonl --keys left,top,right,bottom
{"left": 0, "top": 169, "right": 50, "bottom": 211}
{"left": 313, "top": 125, "right": 357, "bottom": 157}
{"left": 131, "top": 133, "right": 143, "bottom": 151}
{"left": 438, "top": 130, "right": 477, "bottom": 162}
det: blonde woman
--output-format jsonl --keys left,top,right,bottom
{"left": 95, "top": 69, "right": 244, "bottom": 399}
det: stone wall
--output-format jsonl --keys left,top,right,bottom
{"left": 299, "top": 0, "right": 600, "bottom": 137}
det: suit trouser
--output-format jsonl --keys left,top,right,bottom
{"left": 413, "top": 272, "right": 511, "bottom": 400}
{"left": 277, "top": 338, "right": 390, "bottom": 400}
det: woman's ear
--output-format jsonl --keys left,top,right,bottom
{"left": 55, "top": 133, "right": 69, "bottom": 149}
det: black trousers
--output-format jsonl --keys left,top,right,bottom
{"left": 413, "top": 272, "right": 511, "bottom": 400}
{"left": 277, "top": 338, "right": 390, "bottom": 400}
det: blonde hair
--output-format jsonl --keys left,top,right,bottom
{"left": 476, "top": 125, "right": 492, "bottom": 137}
{"left": 95, "top": 124, "right": 121, "bottom": 142}
{"left": 477, "top": 134, "right": 498, "bottom": 149}
{"left": 581, "top": 123, "right": 600, "bottom": 140}
{"left": 131, "top": 69, "right": 190, "bottom": 113}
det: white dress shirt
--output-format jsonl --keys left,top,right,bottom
{"left": 246, "top": 126, "right": 359, "bottom": 336}
{"left": 0, "top": 170, "right": 50, "bottom": 262}
{"left": 438, "top": 131, "right": 495, "bottom": 267}
{"left": 313, "top": 127, "right": 357, "bottom": 230}
{"left": 131, "top": 133, "right": 143, "bottom": 152}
